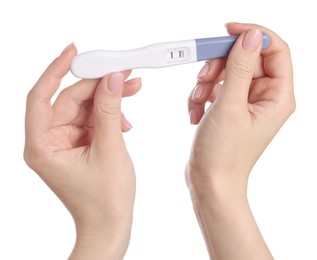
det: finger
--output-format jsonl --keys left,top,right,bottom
{"left": 25, "top": 43, "right": 77, "bottom": 139}
{"left": 197, "top": 58, "right": 226, "bottom": 83}
{"left": 29, "top": 43, "right": 77, "bottom": 103}
{"left": 215, "top": 68, "right": 225, "bottom": 84}
{"left": 51, "top": 78, "right": 99, "bottom": 127}
{"left": 52, "top": 76, "right": 141, "bottom": 127}
{"left": 92, "top": 73, "right": 125, "bottom": 155}
{"left": 188, "top": 59, "right": 225, "bottom": 124}
{"left": 121, "top": 112, "right": 133, "bottom": 132}
{"left": 53, "top": 74, "right": 140, "bottom": 110}
{"left": 123, "top": 77, "right": 142, "bottom": 97}
{"left": 225, "top": 22, "right": 292, "bottom": 80}
{"left": 191, "top": 58, "right": 226, "bottom": 104}
{"left": 220, "top": 29, "right": 262, "bottom": 106}
{"left": 208, "top": 82, "right": 223, "bottom": 103}
{"left": 52, "top": 71, "right": 138, "bottom": 111}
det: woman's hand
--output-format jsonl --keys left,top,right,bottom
{"left": 186, "top": 23, "right": 295, "bottom": 259}
{"left": 187, "top": 23, "right": 295, "bottom": 192}
{"left": 24, "top": 44, "right": 142, "bottom": 260}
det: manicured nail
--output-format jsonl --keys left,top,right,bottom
{"left": 198, "top": 62, "right": 209, "bottom": 78}
{"left": 192, "top": 84, "right": 204, "bottom": 102}
{"left": 242, "top": 29, "right": 261, "bottom": 51}
{"left": 126, "top": 77, "right": 142, "bottom": 85}
{"left": 122, "top": 116, "right": 133, "bottom": 130}
{"left": 108, "top": 73, "right": 124, "bottom": 93}
{"left": 225, "top": 22, "right": 239, "bottom": 28}
{"left": 60, "top": 43, "right": 74, "bottom": 56}
{"left": 189, "top": 109, "right": 198, "bottom": 125}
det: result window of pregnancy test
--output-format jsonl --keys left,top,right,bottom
{"left": 165, "top": 47, "right": 189, "bottom": 63}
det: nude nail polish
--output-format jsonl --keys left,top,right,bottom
{"left": 60, "top": 43, "right": 74, "bottom": 56}
{"left": 198, "top": 62, "right": 209, "bottom": 78}
{"left": 242, "top": 29, "right": 261, "bottom": 51}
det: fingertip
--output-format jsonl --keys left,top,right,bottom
{"left": 108, "top": 72, "right": 124, "bottom": 93}
{"left": 224, "top": 22, "right": 274, "bottom": 44}
{"left": 60, "top": 43, "right": 74, "bottom": 56}
{"left": 47, "top": 43, "right": 77, "bottom": 79}
{"left": 225, "top": 22, "right": 239, "bottom": 30}
{"left": 122, "top": 69, "right": 132, "bottom": 79}
{"left": 126, "top": 77, "right": 142, "bottom": 86}
{"left": 242, "top": 29, "right": 262, "bottom": 52}
{"left": 122, "top": 77, "right": 142, "bottom": 97}
{"left": 59, "top": 43, "right": 77, "bottom": 67}
{"left": 30, "top": 43, "right": 77, "bottom": 103}
{"left": 197, "top": 58, "right": 226, "bottom": 83}
{"left": 121, "top": 116, "right": 133, "bottom": 132}
{"left": 197, "top": 62, "right": 210, "bottom": 79}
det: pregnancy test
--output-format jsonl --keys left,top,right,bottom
{"left": 71, "top": 34, "right": 270, "bottom": 79}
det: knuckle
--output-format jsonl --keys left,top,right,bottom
{"left": 57, "top": 87, "right": 74, "bottom": 103}
{"left": 278, "top": 97, "right": 296, "bottom": 121}
{"left": 23, "top": 149, "right": 31, "bottom": 167}
{"left": 58, "top": 87, "right": 71, "bottom": 99}
{"left": 23, "top": 145, "right": 43, "bottom": 171}
{"left": 229, "top": 58, "right": 254, "bottom": 80}
{"left": 281, "top": 39, "right": 291, "bottom": 52}
{"left": 26, "top": 89, "right": 35, "bottom": 103}
{"left": 97, "top": 102, "right": 121, "bottom": 120}
{"left": 23, "top": 137, "right": 53, "bottom": 172}
{"left": 287, "top": 97, "right": 296, "bottom": 116}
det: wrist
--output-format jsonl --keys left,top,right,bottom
{"left": 187, "top": 169, "right": 273, "bottom": 260}
{"left": 69, "top": 233, "right": 130, "bottom": 260}
{"left": 188, "top": 179, "right": 249, "bottom": 216}
{"left": 69, "top": 216, "right": 133, "bottom": 260}
{"left": 186, "top": 165, "right": 249, "bottom": 202}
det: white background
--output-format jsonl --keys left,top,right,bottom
{"left": 0, "top": 0, "right": 316, "bottom": 259}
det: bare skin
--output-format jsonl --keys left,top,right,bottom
{"left": 24, "top": 44, "right": 142, "bottom": 259}
{"left": 186, "top": 23, "right": 295, "bottom": 259}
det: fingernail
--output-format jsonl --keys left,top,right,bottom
{"left": 60, "top": 42, "right": 74, "bottom": 56}
{"left": 242, "top": 29, "right": 261, "bottom": 51}
{"left": 189, "top": 109, "right": 198, "bottom": 125}
{"left": 198, "top": 62, "right": 209, "bottom": 78}
{"left": 225, "top": 22, "right": 239, "bottom": 28}
{"left": 108, "top": 73, "right": 124, "bottom": 93}
{"left": 126, "top": 77, "right": 142, "bottom": 85}
{"left": 122, "top": 116, "right": 133, "bottom": 130}
{"left": 192, "top": 84, "right": 204, "bottom": 102}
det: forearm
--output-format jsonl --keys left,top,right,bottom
{"left": 189, "top": 180, "right": 273, "bottom": 260}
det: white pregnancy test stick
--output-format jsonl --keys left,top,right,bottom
{"left": 71, "top": 34, "right": 270, "bottom": 79}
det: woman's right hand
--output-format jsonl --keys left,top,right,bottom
{"left": 186, "top": 23, "right": 295, "bottom": 192}
{"left": 185, "top": 23, "right": 295, "bottom": 260}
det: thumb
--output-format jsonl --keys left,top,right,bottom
{"left": 221, "top": 29, "right": 262, "bottom": 105}
{"left": 92, "top": 73, "right": 124, "bottom": 152}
